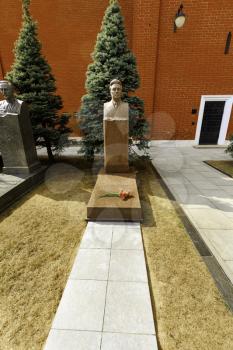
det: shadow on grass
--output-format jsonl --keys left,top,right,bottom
{"left": 0, "top": 155, "right": 162, "bottom": 227}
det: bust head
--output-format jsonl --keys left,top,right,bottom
{"left": 109, "top": 79, "right": 122, "bottom": 103}
{"left": 0, "top": 80, "right": 15, "bottom": 101}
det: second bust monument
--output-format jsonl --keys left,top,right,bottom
{"left": 0, "top": 80, "right": 40, "bottom": 174}
{"left": 104, "top": 79, "right": 129, "bottom": 173}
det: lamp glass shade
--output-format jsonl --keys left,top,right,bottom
{"left": 175, "top": 15, "right": 186, "bottom": 28}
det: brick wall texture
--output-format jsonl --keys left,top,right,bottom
{"left": 0, "top": 0, "right": 233, "bottom": 141}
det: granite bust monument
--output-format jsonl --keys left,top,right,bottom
{"left": 104, "top": 79, "right": 129, "bottom": 173}
{"left": 87, "top": 79, "right": 142, "bottom": 221}
{"left": 104, "top": 79, "right": 129, "bottom": 121}
{"left": 0, "top": 80, "right": 23, "bottom": 115}
{"left": 0, "top": 80, "right": 40, "bottom": 174}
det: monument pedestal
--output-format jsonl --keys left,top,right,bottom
{"left": 0, "top": 108, "right": 40, "bottom": 174}
{"left": 87, "top": 168, "right": 142, "bottom": 221}
{"left": 104, "top": 119, "right": 129, "bottom": 173}
{"left": 87, "top": 88, "right": 142, "bottom": 222}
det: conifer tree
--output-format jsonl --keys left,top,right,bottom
{"left": 226, "top": 136, "right": 233, "bottom": 158}
{"left": 6, "top": 0, "right": 71, "bottom": 161}
{"left": 79, "top": 0, "right": 149, "bottom": 160}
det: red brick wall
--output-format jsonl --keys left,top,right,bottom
{"left": 152, "top": 0, "right": 233, "bottom": 140}
{"left": 0, "top": 0, "right": 133, "bottom": 134}
{"left": 0, "top": 0, "right": 233, "bottom": 140}
{"left": 131, "top": 0, "right": 161, "bottom": 134}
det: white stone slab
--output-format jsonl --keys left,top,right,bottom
{"left": 224, "top": 211, "right": 233, "bottom": 219}
{"left": 218, "top": 186, "right": 233, "bottom": 195}
{"left": 163, "top": 176, "right": 189, "bottom": 185}
{"left": 210, "top": 177, "right": 233, "bottom": 186}
{"left": 101, "top": 333, "right": 158, "bottom": 350}
{"left": 176, "top": 193, "right": 216, "bottom": 208}
{"left": 189, "top": 181, "right": 219, "bottom": 190}
{"left": 44, "top": 329, "right": 101, "bottom": 350}
{"left": 183, "top": 174, "right": 207, "bottom": 181}
{"left": 199, "top": 170, "right": 223, "bottom": 181}
{"left": 169, "top": 184, "right": 200, "bottom": 195}
{"left": 112, "top": 226, "right": 143, "bottom": 250}
{"left": 198, "top": 229, "right": 233, "bottom": 260}
{"left": 208, "top": 197, "right": 233, "bottom": 212}
{"left": 109, "top": 250, "right": 148, "bottom": 282}
{"left": 225, "top": 261, "right": 233, "bottom": 281}
{"left": 103, "top": 281, "right": 155, "bottom": 334}
{"left": 181, "top": 169, "right": 199, "bottom": 174}
{"left": 80, "top": 224, "right": 112, "bottom": 249}
{"left": 112, "top": 223, "right": 141, "bottom": 231}
{"left": 70, "top": 249, "right": 110, "bottom": 280}
{"left": 111, "top": 221, "right": 140, "bottom": 228}
{"left": 185, "top": 208, "right": 233, "bottom": 229}
{"left": 52, "top": 280, "right": 107, "bottom": 331}
{"left": 157, "top": 170, "right": 183, "bottom": 178}
{"left": 199, "top": 189, "right": 229, "bottom": 198}
{"left": 87, "top": 221, "right": 113, "bottom": 228}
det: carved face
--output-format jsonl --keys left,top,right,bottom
{"left": 0, "top": 84, "right": 14, "bottom": 99}
{"left": 110, "top": 83, "right": 122, "bottom": 101}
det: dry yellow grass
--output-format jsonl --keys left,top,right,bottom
{"left": 1, "top": 158, "right": 233, "bottom": 350}
{"left": 205, "top": 160, "right": 233, "bottom": 177}
{"left": 0, "top": 160, "right": 96, "bottom": 349}
{"left": 139, "top": 164, "right": 233, "bottom": 350}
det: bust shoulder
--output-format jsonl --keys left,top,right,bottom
{"left": 104, "top": 100, "right": 129, "bottom": 121}
{"left": 104, "top": 101, "right": 112, "bottom": 108}
{"left": 0, "top": 98, "right": 24, "bottom": 115}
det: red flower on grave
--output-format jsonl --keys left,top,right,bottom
{"left": 119, "top": 190, "right": 130, "bottom": 200}
{"left": 99, "top": 189, "right": 132, "bottom": 201}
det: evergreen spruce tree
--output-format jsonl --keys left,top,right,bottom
{"left": 6, "top": 0, "right": 71, "bottom": 161}
{"left": 79, "top": 0, "right": 149, "bottom": 161}
{"left": 225, "top": 135, "right": 233, "bottom": 158}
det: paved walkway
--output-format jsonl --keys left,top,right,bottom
{"left": 0, "top": 168, "right": 46, "bottom": 213}
{"left": 44, "top": 222, "right": 158, "bottom": 350}
{"left": 0, "top": 172, "right": 26, "bottom": 196}
{"left": 150, "top": 143, "right": 233, "bottom": 285}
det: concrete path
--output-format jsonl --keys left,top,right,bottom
{"left": 44, "top": 222, "right": 158, "bottom": 350}
{"left": 0, "top": 172, "right": 26, "bottom": 196}
{"left": 0, "top": 168, "right": 46, "bottom": 213}
{"left": 150, "top": 143, "right": 233, "bottom": 285}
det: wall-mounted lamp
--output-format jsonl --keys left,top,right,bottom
{"left": 224, "top": 32, "right": 232, "bottom": 54}
{"left": 174, "top": 4, "right": 186, "bottom": 32}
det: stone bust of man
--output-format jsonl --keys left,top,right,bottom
{"left": 0, "top": 80, "right": 23, "bottom": 116}
{"left": 104, "top": 79, "right": 129, "bottom": 121}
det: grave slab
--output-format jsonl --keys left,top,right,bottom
{"left": 87, "top": 168, "right": 142, "bottom": 221}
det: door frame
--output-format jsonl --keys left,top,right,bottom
{"left": 195, "top": 95, "right": 233, "bottom": 145}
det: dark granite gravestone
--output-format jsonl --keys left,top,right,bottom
{"left": 0, "top": 104, "right": 40, "bottom": 174}
{"left": 0, "top": 80, "right": 40, "bottom": 174}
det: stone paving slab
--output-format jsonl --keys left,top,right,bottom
{"left": 199, "top": 229, "right": 233, "bottom": 260}
{"left": 185, "top": 208, "right": 233, "bottom": 229}
{"left": 51, "top": 279, "right": 107, "bottom": 331}
{"left": 151, "top": 144, "right": 233, "bottom": 297}
{"left": 199, "top": 229, "right": 233, "bottom": 285}
{"left": 103, "top": 281, "right": 155, "bottom": 334}
{"left": 111, "top": 225, "right": 143, "bottom": 250}
{"left": 80, "top": 224, "right": 113, "bottom": 249}
{"left": 109, "top": 250, "right": 148, "bottom": 282}
{"left": 44, "top": 221, "right": 157, "bottom": 349}
{"left": 45, "top": 330, "right": 101, "bottom": 350}
{"left": 70, "top": 249, "right": 110, "bottom": 280}
{"left": 101, "top": 333, "right": 158, "bottom": 350}
{"left": 0, "top": 167, "right": 46, "bottom": 213}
